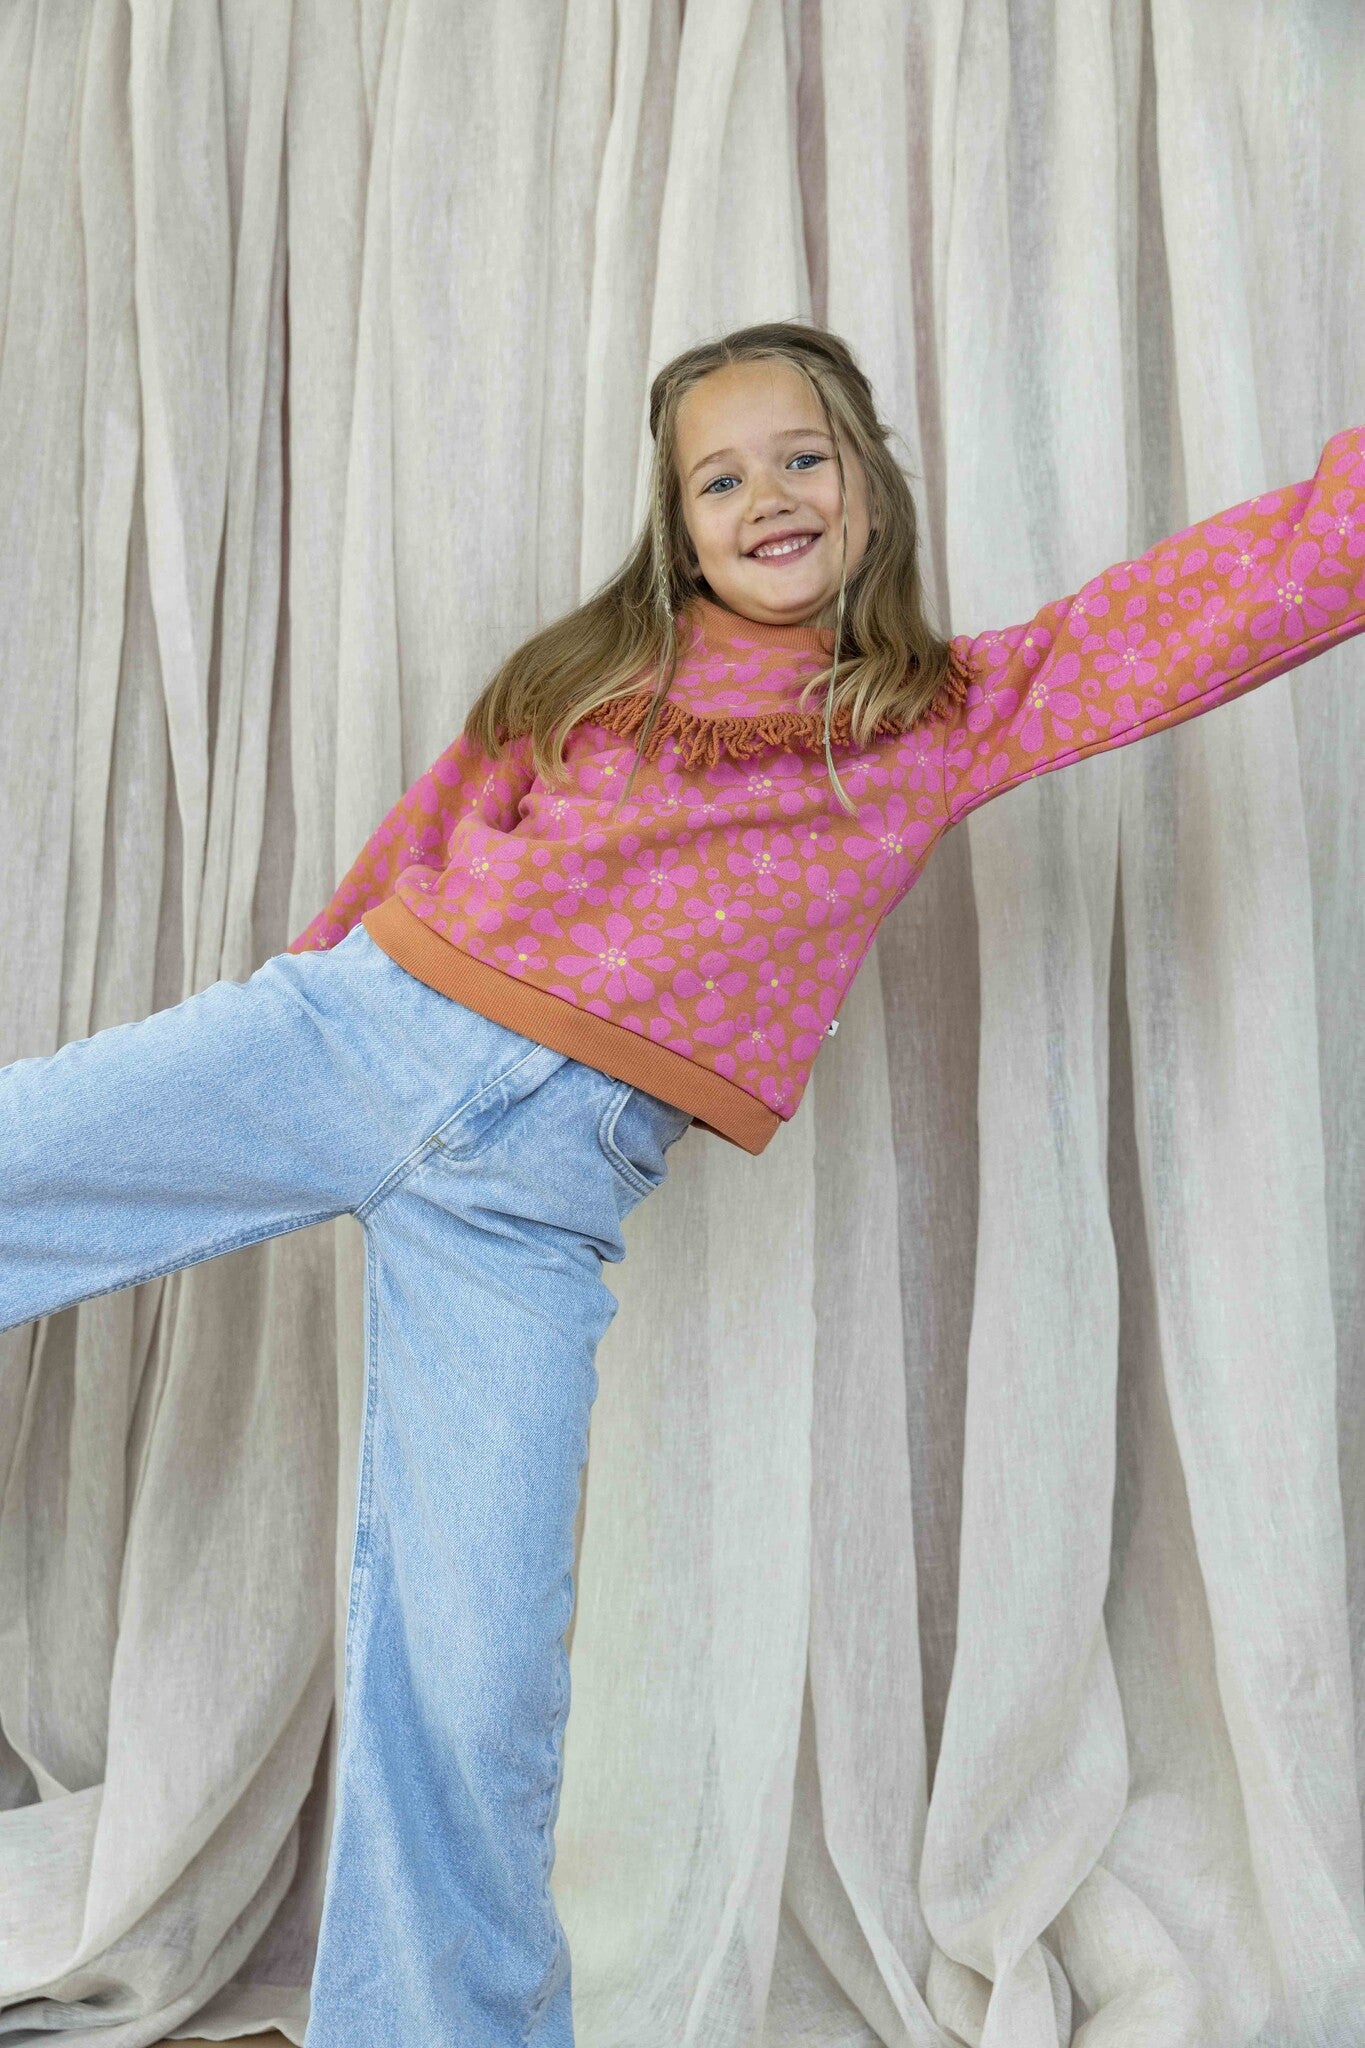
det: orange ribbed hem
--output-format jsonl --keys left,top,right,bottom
{"left": 361, "top": 895, "right": 782, "bottom": 1157}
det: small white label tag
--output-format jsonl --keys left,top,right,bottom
{"left": 826, "top": 1019, "right": 840, "bottom": 1036}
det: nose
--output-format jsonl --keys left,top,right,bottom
{"left": 751, "top": 463, "right": 797, "bottom": 502}
{"left": 745, "top": 464, "right": 801, "bottom": 524}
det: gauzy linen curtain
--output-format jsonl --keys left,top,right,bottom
{"left": 1, "top": 3, "right": 1363, "bottom": 2044}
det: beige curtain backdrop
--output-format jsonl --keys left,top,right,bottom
{"left": 1, "top": 2, "right": 1363, "bottom": 2043}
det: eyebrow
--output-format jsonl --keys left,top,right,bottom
{"left": 686, "top": 426, "right": 832, "bottom": 483}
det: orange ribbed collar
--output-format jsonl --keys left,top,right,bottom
{"left": 685, "top": 592, "right": 838, "bottom": 658}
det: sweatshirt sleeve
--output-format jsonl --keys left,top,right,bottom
{"left": 285, "top": 727, "right": 537, "bottom": 954}
{"left": 937, "top": 423, "right": 1365, "bottom": 830}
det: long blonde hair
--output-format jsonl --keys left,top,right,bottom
{"left": 463, "top": 320, "right": 969, "bottom": 817}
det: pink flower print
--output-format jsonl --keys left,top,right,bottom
{"left": 1186, "top": 591, "right": 1237, "bottom": 650}
{"left": 1007, "top": 647, "right": 1089, "bottom": 754}
{"left": 893, "top": 723, "right": 942, "bottom": 798}
{"left": 491, "top": 934, "right": 549, "bottom": 978}
{"left": 647, "top": 989, "right": 694, "bottom": 1052}
{"left": 832, "top": 743, "right": 895, "bottom": 793}
{"left": 676, "top": 880, "right": 755, "bottom": 946}
{"left": 1093, "top": 624, "right": 1159, "bottom": 694}
{"left": 731, "top": 1008, "right": 788, "bottom": 1067}
{"left": 680, "top": 782, "right": 744, "bottom": 831}
{"left": 957, "top": 753, "right": 1019, "bottom": 815}
{"left": 708, "top": 754, "right": 810, "bottom": 816}
{"left": 638, "top": 777, "right": 677, "bottom": 818}
{"left": 540, "top": 849, "right": 612, "bottom": 915}
{"left": 674, "top": 951, "right": 749, "bottom": 1022}
{"left": 759, "top": 1068, "right": 802, "bottom": 1114}
{"left": 1310, "top": 488, "right": 1365, "bottom": 564}
{"left": 1328, "top": 432, "right": 1365, "bottom": 488}
{"left": 570, "top": 731, "right": 636, "bottom": 789}
{"left": 825, "top": 760, "right": 875, "bottom": 810}
{"left": 621, "top": 845, "right": 698, "bottom": 909}
{"left": 399, "top": 817, "right": 448, "bottom": 869}
{"left": 685, "top": 677, "right": 763, "bottom": 715}
{"left": 805, "top": 862, "right": 860, "bottom": 928}
{"left": 700, "top": 648, "right": 767, "bottom": 689}
{"left": 523, "top": 788, "right": 588, "bottom": 841}
{"left": 794, "top": 822, "right": 839, "bottom": 861}
{"left": 1065, "top": 582, "right": 1113, "bottom": 637}
{"left": 458, "top": 829, "right": 520, "bottom": 899}
{"left": 555, "top": 914, "right": 672, "bottom": 1003}
{"left": 1010, "top": 621, "right": 1053, "bottom": 671}
{"left": 789, "top": 991, "right": 838, "bottom": 1061}
{"left": 1247, "top": 539, "right": 1349, "bottom": 645}
{"left": 638, "top": 773, "right": 686, "bottom": 822}
{"left": 464, "top": 900, "right": 506, "bottom": 939}
{"left": 1211, "top": 527, "right": 1277, "bottom": 589}
{"left": 964, "top": 648, "right": 1025, "bottom": 735}
{"left": 726, "top": 828, "right": 801, "bottom": 896}
{"left": 656, "top": 758, "right": 695, "bottom": 800}
{"left": 753, "top": 957, "right": 796, "bottom": 1010}
{"left": 432, "top": 744, "right": 473, "bottom": 791}
{"left": 818, "top": 926, "right": 868, "bottom": 987}
{"left": 458, "top": 839, "right": 523, "bottom": 929}
{"left": 843, "top": 794, "right": 934, "bottom": 890}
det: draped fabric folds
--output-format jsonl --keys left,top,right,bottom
{"left": 1, "top": 3, "right": 1362, "bottom": 2043}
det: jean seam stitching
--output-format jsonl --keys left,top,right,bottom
{"left": 13, "top": 1207, "right": 347, "bottom": 1321}
{"left": 596, "top": 1081, "right": 654, "bottom": 1198}
{"left": 344, "top": 1230, "right": 382, "bottom": 1673}
{"left": 524, "top": 1597, "right": 574, "bottom": 2039}
{"left": 353, "top": 1043, "right": 554, "bottom": 1221}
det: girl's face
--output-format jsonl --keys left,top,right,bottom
{"left": 674, "top": 358, "right": 873, "bottom": 629}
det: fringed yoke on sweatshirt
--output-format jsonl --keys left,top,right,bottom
{"left": 289, "top": 427, "right": 1365, "bottom": 1154}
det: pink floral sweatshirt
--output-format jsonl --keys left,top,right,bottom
{"left": 288, "top": 425, "right": 1365, "bottom": 1155}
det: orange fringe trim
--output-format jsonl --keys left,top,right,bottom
{"left": 580, "top": 646, "right": 975, "bottom": 769}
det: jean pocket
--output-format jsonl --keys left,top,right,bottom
{"left": 428, "top": 1042, "right": 569, "bottom": 1164}
{"left": 596, "top": 1081, "right": 691, "bottom": 1197}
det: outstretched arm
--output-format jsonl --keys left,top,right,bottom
{"left": 937, "top": 424, "right": 1365, "bottom": 829}
{"left": 285, "top": 729, "right": 537, "bottom": 954}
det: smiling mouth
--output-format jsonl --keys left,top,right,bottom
{"left": 748, "top": 532, "right": 821, "bottom": 563}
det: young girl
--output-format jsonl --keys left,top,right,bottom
{"left": 2, "top": 320, "right": 1362, "bottom": 2045}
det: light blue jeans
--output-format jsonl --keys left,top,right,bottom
{"left": 0, "top": 921, "right": 691, "bottom": 2044}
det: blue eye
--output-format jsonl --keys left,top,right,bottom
{"left": 702, "top": 452, "right": 825, "bottom": 495}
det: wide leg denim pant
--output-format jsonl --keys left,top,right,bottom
{"left": 0, "top": 921, "right": 691, "bottom": 2044}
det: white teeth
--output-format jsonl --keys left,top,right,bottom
{"left": 754, "top": 534, "right": 815, "bottom": 558}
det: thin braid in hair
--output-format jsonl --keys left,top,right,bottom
{"left": 808, "top": 366, "right": 855, "bottom": 814}
{"left": 615, "top": 393, "right": 681, "bottom": 814}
